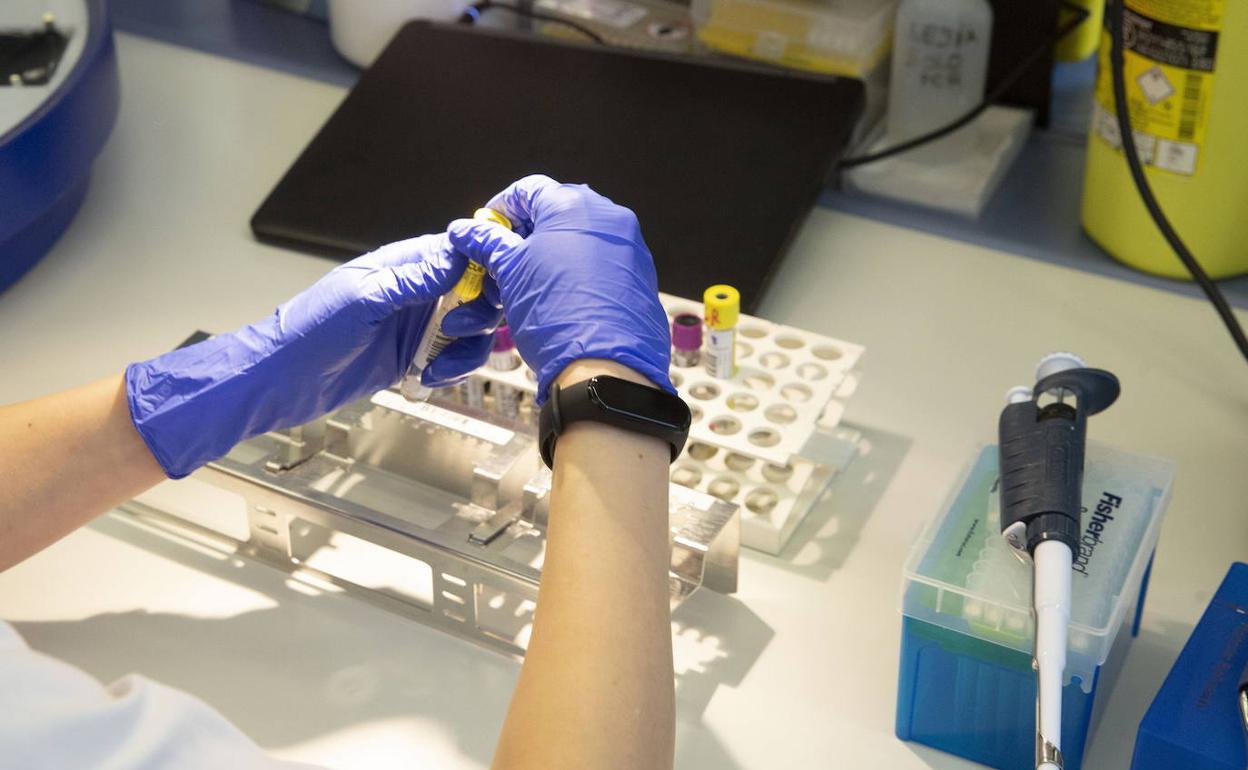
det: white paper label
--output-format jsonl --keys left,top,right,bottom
{"left": 371, "top": 390, "right": 515, "bottom": 446}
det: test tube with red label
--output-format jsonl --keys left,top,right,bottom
{"left": 703, "top": 285, "right": 739, "bottom": 379}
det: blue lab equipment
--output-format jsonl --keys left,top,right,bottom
{"left": 1131, "top": 563, "right": 1248, "bottom": 770}
{"left": 0, "top": 0, "right": 119, "bottom": 294}
{"left": 897, "top": 444, "right": 1172, "bottom": 770}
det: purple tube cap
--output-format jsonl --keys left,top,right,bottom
{"left": 672, "top": 313, "right": 703, "bottom": 351}
{"left": 493, "top": 323, "right": 516, "bottom": 352}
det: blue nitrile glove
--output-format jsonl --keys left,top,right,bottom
{"left": 434, "top": 175, "right": 674, "bottom": 403}
{"left": 126, "top": 235, "right": 503, "bottom": 479}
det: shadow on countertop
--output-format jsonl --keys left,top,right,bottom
{"left": 13, "top": 506, "right": 772, "bottom": 769}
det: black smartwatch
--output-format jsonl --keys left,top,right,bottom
{"left": 539, "top": 375, "right": 691, "bottom": 469}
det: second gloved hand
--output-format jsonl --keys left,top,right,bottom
{"left": 440, "top": 175, "right": 674, "bottom": 401}
{"left": 127, "top": 235, "right": 502, "bottom": 479}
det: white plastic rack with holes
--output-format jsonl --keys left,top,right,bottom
{"left": 468, "top": 293, "right": 867, "bottom": 555}
{"left": 472, "top": 293, "right": 865, "bottom": 466}
{"left": 675, "top": 425, "right": 862, "bottom": 554}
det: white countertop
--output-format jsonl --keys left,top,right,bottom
{"left": 1, "top": 31, "right": 1246, "bottom": 770}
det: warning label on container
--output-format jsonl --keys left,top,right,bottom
{"left": 1137, "top": 66, "right": 1175, "bottom": 103}
{"left": 1094, "top": 0, "right": 1225, "bottom": 176}
{"left": 1121, "top": 10, "right": 1219, "bottom": 70}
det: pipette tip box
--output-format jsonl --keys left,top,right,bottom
{"left": 1130, "top": 562, "right": 1248, "bottom": 770}
{"left": 896, "top": 444, "right": 1173, "bottom": 770}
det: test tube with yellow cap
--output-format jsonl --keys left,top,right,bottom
{"left": 400, "top": 208, "right": 512, "bottom": 401}
{"left": 703, "top": 284, "right": 739, "bottom": 379}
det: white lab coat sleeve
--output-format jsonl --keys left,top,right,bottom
{"left": 0, "top": 620, "right": 325, "bottom": 770}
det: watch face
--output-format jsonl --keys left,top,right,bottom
{"left": 589, "top": 377, "right": 691, "bottom": 430}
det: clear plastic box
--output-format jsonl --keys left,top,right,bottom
{"left": 690, "top": 0, "right": 897, "bottom": 77}
{"left": 896, "top": 443, "right": 1174, "bottom": 770}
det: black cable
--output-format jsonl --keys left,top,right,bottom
{"left": 467, "top": 0, "right": 608, "bottom": 46}
{"left": 1106, "top": 0, "right": 1248, "bottom": 362}
{"left": 838, "top": 1, "right": 1090, "bottom": 169}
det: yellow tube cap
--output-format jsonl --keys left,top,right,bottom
{"left": 473, "top": 208, "right": 513, "bottom": 230}
{"left": 703, "top": 285, "right": 740, "bottom": 330}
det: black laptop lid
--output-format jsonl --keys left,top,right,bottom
{"left": 251, "top": 22, "right": 863, "bottom": 312}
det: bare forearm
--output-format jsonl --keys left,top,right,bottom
{"left": 492, "top": 360, "right": 675, "bottom": 770}
{"left": 0, "top": 375, "right": 165, "bottom": 571}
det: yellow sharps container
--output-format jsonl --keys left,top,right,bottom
{"left": 1082, "top": 0, "right": 1248, "bottom": 279}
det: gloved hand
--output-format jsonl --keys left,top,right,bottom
{"left": 437, "top": 175, "right": 673, "bottom": 402}
{"left": 127, "top": 235, "right": 502, "bottom": 479}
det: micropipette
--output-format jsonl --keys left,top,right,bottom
{"left": 400, "top": 208, "right": 512, "bottom": 401}
{"left": 997, "top": 353, "right": 1120, "bottom": 770}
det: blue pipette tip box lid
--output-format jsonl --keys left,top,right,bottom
{"left": 897, "top": 443, "right": 1174, "bottom": 770}
{"left": 1131, "top": 562, "right": 1248, "bottom": 770}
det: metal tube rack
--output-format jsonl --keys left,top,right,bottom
{"left": 127, "top": 388, "right": 739, "bottom": 657}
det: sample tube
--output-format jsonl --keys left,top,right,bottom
{"left": 400, "top": 208, "right": 512, "bottom": 401}
{"left": 462, "top": 377, "right": 486, "bottom": 410}
{"left": 671, "top": 313, "right": 703, "bottom": 368}
{"left": 489, "top": 323, "right": 521, "bottom": 420}
{"left": 524, "top": 394, "right": 540, "bottom": 428}
{"left": 441, "top": 381, "right": 465, "bottom": 405}
{"left": 703, "top": 285, "right": 739, "bottom": 379}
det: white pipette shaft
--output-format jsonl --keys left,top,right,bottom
{"left": 1033, "top": 539, "right": 1072, "bottom": 765}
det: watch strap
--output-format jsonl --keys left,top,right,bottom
{"left": 539, "top": 382, "right": 563, "bottom": 468}
{"left": 539, "top": 378, "right": 688, "bottom": 469}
